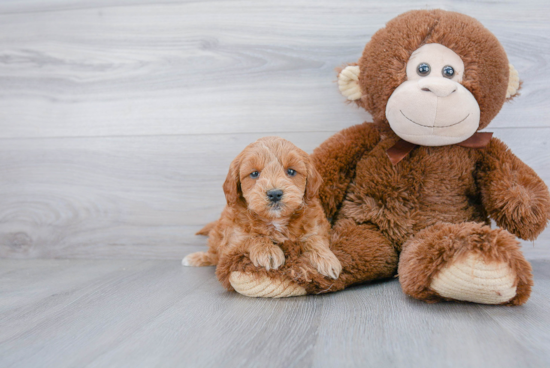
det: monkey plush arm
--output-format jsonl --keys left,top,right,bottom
{"left": 476, "top": 137, "right": 550, "bottom": 240}
{"left": 311, "top": 122, "right": 380, "bottom": 219}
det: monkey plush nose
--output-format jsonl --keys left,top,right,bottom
{"left": 267, "top": 189, "right": 283, "bottom": 202}
{"left": 418, "top": 77, "right": 457, "bottom": 97}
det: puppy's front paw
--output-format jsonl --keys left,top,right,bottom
{"left": 249, "top": 244, "right": 285, "bottom": 271}
{"left": 307, "top": 250, "right": 342, "bottom": 279}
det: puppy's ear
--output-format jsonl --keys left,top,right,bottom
{"left": 304, "top": 158, "right": 323, "bottom": 202}
{"left": 223, "top": 156, "right": 242, "bottom": 206}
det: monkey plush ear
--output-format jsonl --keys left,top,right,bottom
{"left": 506, "top": 64, "right": 521, "bottom": 99}
{"left": 338, "top": 65, "right": 362, "bottom": 100}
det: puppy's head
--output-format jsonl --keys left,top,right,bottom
{"left": 223, "top": 137, "right": 322, "bottom": 219}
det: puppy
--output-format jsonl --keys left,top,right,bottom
{"left": 182, "top": 137, "right": 341, "bottom": 279}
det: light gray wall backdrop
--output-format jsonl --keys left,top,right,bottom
{"left": 0, "top": 0, "right": 548, "bottom": 259}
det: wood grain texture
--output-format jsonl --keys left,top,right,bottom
{"left": 0, "top": 259, "right": 549, "bottom": 368}
{"left": 0, "top": 0, "right": 549, "bottom": 260}
{"left": 0, "top": 0, "right": 548, "bottom": 139}
{"left": 0, "top": 129, "right": 548, "bottom": 260}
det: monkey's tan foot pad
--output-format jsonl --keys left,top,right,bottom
{"left": 229, "top": 271, "right": 307, "bottom": 298}
{"left": 430, "top": 253, "right": 517, "bottom": 304}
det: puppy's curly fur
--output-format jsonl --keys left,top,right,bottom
{"left": 183, "top": 137, "right": 342, "bottom": 287}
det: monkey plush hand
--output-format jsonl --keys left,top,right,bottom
{"left": 220, "top": 10, "right": 550, "bottom": 305}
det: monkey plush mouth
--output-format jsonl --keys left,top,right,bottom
{"left": 400, "top": 110, "right": 470, "bottom": 128}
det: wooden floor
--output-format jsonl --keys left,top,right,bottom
{"left": 0, "top": 259, "right": 549, "bottom": 368}
{"left": 1, "top": 1, "right": 550, "bottom": 367}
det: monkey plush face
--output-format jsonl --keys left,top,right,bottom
{"left": 385, "top": 43, "right": 480, "bottom": 146}
{"left": 337, "top": 10, "right": 521, "bottom": 146}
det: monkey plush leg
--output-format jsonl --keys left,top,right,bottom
{"left": 398, "top": 222, "right": 533, "bottom": 305}
{"left": 228, "top": 272, "right": 307, "bottom": 298}
{"left": 214, "top": 242, "right": 307, "bottom": 297}
{"left": 215, "top": 218, "right": 398, "bottom": 297}
{"left": 325, "top": 219, "right": 399, "bottom": 290}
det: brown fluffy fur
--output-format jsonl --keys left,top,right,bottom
{"left": 357, "top": 9, "right": 512, "bottom": 131}
{"left": 215, "top": 10, "right": 550, "bottom": 305}
{"left": 398, "top": 222, "right": 533, "bottom": 306}
{"left": 185, "top": 137, "right": 342, "bottom": 288}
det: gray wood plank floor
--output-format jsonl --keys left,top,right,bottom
{"left": 1, "top": 2, "right": 549, "bottom": 367}
{"left": 1, "top": 259, "right": 549, "bottom": 368}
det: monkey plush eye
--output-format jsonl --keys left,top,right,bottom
{"left": 417, "top": 63, "right": 431, "bottom": 76}
{"left": 287, "top": 169, "right": 296, "bottom": 177}
{"left": 442, "top": 65, "right": 455, "bottom": 78}
{"left": 250, "top": 171, "right": 260, "bottom": 178}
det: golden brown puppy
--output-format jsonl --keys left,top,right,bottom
{"left": 182, "top": 137, "right": 341, "bottom": 280}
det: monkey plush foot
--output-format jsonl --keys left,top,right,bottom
{"left": 399, "top": 222, "right": 533, "bottom": 305}
{"left": 229, "top": 271, "right": 306, "bottom": 298}
{"left": 430, "top": 253, "right": 517, "bottom": 304}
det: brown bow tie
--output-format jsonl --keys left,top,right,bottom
{"left": 386, "top": 132, "right": 493, "bottom": 165}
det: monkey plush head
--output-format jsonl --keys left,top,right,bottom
{"left": 338, "top": 10, "right": 520, "bottom": 146}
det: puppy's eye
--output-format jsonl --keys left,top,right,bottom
{"left": 287, "top": 169, "right": 296, "bottom": 177}
{"left": 250, "top": 171, "right": 260, "bottom": 179}
{"left": 417, "top": 63, "right": 431, "bottom": 76}
{"left": 442, "top": 65, "right": 455, "bottom": 78}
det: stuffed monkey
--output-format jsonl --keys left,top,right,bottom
{"left": 217, "top": 9, "right": 550, "bottom": 305}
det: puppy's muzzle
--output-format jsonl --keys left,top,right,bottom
{"left": 266, "top": 189, "right": 283, "bottom": 203}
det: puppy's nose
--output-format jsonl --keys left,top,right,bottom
{"left": 267, "top": 189, "right": 283, "bottom": 203}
